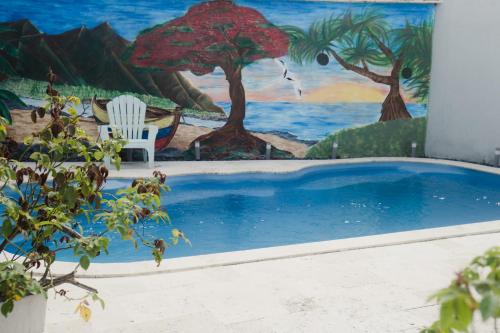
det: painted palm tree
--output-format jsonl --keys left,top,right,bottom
{"left": 283, "top": 9, "right": 433, "bottom": 121}
{"left": 394, "top": 20, "right": 434, "bottom": 102}
{"left": 0, "top": 24, "right": 26, "bottom": 124}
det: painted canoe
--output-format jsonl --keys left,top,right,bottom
{"left": 91, "top": 96, "right": 181, "bottom": 151}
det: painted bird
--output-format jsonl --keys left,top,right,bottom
{"left": 274, "top": 58, "right": 303, "bottom": 99}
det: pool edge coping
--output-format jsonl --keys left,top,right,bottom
{"left": 44, "top": 219, "right": 500, "bottom": 278}
{"left": 21, "top": 158, "right": 498, "bottom": 179}
{"left": 105, "top": 157, "right": 500, "bottom": 178}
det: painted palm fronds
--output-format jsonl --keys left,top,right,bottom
{"left": 282, "top": 9, "right": 434, "bottom": 121}
{"left": 394, "top": 20, "right": 434, "bottom": 101}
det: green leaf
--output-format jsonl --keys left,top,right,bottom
{"left": 1, "top": 218, "right": 13, "bottom": 236}
{"left": 205, "top": 42, "right": 234, "bottom": 53}
{"left": 62, "top": 186, "right": 77, "bottom": 209}
{"left": 257, "top": 23, "right": 275, "bottom": 29}
{"left": 23, "top": 136, "right": 33, "bottom": 145}
{"left": 99, "top": 238, "right": 109, "bottom": 253}
{"left": 173, "top": 25, "right": 193, "bottom": 33}
{"left": 0, "top": 100, "right": 12, "bottom": 124}
{"left": 152, "top": 248, "right": 162, "bottom": 266}
{"left": 1, "top": 299, "right": 14, "bottom": 317}
{"left": 93, "top": 150, "right": 104, "bottom": 161}
{"left": 440, "top": 298, "right": 472, "bottom": 332}
{"left": 67, "top": 107, "right": 77, "bottom": 116}
{"left": 479, "top": 293, "right": 500, "bottom": 320}
{"left": 234, "top": 36, "right": 257, "bottom": 49}
{"left": 161, "top": 25, "right": 193, "bottom": 36}
{"left": 91, "top": 293, "right": 105, "bottom": 309}
{"left": 213, "top": 22, "right": 234, "bottom": 32}
{"left": 170, "top": 40, "right": 195, "bottom": 47}
{"left": 79, "top": 255, "right": 90, "bottom": 270}
{"left": 440, "top": 300, "right": 454, "bottom": 329}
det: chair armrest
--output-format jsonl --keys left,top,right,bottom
{"left": 143, "top": 125, "right": 159, "bottom": 140}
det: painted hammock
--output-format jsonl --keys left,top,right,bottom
{"left": 91, "top": 96, "right": 181, "bottom": 151}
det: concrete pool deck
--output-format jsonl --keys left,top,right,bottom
{"left": 47, "top": 220, "right": 500, "bottom": 278}
{"left": 45, "top": 230, "right": 500, "bottom": 333}
{"left": 39, "top": 158, "right": 500, "bottom": 332}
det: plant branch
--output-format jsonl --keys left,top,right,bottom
{"left": 41, "top": 270, "right": 97, "bottom": 293}
{"left": 60, "top": 224, "right": 84, "bottom": 239}
{"left": 0, "top": 229, "right": 19, "bottom": 252}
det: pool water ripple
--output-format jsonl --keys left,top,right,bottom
{"left": 6, "top": 162, "right": 500, "bottom": 262}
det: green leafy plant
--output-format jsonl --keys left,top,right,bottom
{"left": 0, "top": 262, "right": 46, "bottom": 316}
{"left": 0, "top": 70, "right": 189, "bottom": 320}
{"left": 422, "top": 247, "right": 500, "bottom": 332}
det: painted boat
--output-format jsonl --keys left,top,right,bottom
{"left": 91, "top": 96, "right": 181, "bottom": 151}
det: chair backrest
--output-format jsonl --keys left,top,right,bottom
{"left": 106, "top": 95, "right": 146, "bottom": 140}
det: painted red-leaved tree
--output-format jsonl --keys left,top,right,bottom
{"left": 129, "top": 0, "right": 289, "bottom": 159}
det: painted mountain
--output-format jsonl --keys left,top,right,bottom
{"left": 0, "top": 19, "right": 223, "bottom": 113}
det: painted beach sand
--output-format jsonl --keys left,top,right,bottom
{"left": 0, "top": 0, "right": 435, "bottom": 159}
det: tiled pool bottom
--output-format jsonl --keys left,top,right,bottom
{"left": 42, "top": 161, "right": 500, "bottom": 263}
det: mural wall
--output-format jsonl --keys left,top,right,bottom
{"left": 0, "top": 0, "right": 435, "bottom": 160}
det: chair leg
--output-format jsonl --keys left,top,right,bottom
{"left": 147, "top": 147, "right": 154, "bottom": 168}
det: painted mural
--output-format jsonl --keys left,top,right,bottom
{"left": 0, "top": 0, "right": 435, "bottom": 160}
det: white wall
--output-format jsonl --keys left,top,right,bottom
{"left": 426, "top": 0, "right": 500, "bottom": 165}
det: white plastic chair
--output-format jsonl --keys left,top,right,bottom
{"left": 98, "top": 95, "right": 158, "bottom": 168}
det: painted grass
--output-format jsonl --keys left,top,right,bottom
{"left": 0, "top": 77, "right": 225, "bottom": 120}
{"left": 306, "top": 117, "right": 427, "bottom": 159}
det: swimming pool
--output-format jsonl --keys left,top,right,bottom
{"left": 10, "top": 162, "right": 500, "bottom": 262}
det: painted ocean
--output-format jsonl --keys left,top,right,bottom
{"left": 185, "top": 102, "right": 427, "bottom": 142}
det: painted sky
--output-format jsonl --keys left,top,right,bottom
{"left": 0, "top": 0, "right": 435, "bottom": 104}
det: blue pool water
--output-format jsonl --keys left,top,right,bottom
{"left": 5, "top": 162, "right": 500, "bottom": 262}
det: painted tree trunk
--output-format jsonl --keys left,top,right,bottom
{"left": 187, "top": 66, "right": 292, "bottom": 160}
{"left": 379, "top": 79, "right": 412, "bottom": 121}
{"left": 330, "top": 51, "right": 412, "bottom": 122}
{"left": 224, "top": 69, "right": 246, "bottom": 132}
